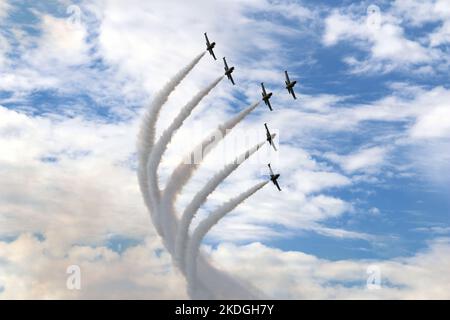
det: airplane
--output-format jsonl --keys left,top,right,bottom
{"left": 261, "top": 82, "right": 273, "bottom": 111}
{"left": 284, "top": 70, "right": 297, "bottom": 99}
{"left": 268, "top": 163, "right": 281, "bottom": 191}
{"left": 223, "top": 57, "right": 235, "bottom": 85}
{"left": 264, "top": 123, "right": 277, "bottom": 151}
{"left": 204, "top": 33, "right": 216, "bottom": 60}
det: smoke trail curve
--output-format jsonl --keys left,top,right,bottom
{"left": 137, "top": 52, "right": 205, "bottom": 235}
{"left": 161, "top": 100, "right": 261, "bottom": 208}
{"left": 186, "top": 181, "right": 269, "bottom": 295}
{"left": 174, "top": 136, "right": 274, "bottom": 271}
{"left": 147, "top": 76, "right": 224, "bottom": 242}
{"left": 160, "top": 101, "right": 261, "bottom": 249}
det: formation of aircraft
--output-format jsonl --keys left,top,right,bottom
{"left": 204, "top": 33, "right": 298, "bottom": 191}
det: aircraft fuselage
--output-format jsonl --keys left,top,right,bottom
{"left": 225, "top": 66, "right": 234, "bottom": 75}
{"left": 262, "top": 92, "right": 272, "bottom": 101}
{"left": 286, "top": 80, "right": 297, "bottom": 90}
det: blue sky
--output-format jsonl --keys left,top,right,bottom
{"left": 0, "top": 0, "right": 449, "bottom": 299}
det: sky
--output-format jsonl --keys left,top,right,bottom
{"left": 0, "top": 0, "right": 449, "bottom": 299}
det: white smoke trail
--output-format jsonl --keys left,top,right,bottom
{"left": 147, "top": 76, "right": 224, "bottom": 243}
{"left": 174, "top": 136, "right": 274, "bottom": 271}
{"left": 156, "top": 195, "right": 263, "bottom": 299}
{"left": 159, "top": 101, "right": 261, "bottom": 250}
{"left": 137, "top": 53, "right": 266, "bottom": 299}
{"left": 137, "top": 52, "right": 205, "bottom": 235}
{"left": 161, "top": 100, "right": 261, "bottom": 207}
{"left": 186, "top": 181, "right": 269, "bottom": 295}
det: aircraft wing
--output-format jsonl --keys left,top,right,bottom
{"left": 264, "top": 123, "right": 270, "bottom": 135}
{"left": 261, "top": 83, "right": 266, "bottom": 95}
{"left": 268, "top": 164, "right": 274, "bottom": 175}
{"left": 291, "top": 89, "right": 297, "bottom": 100}
{"left": 223, "top": 57, "right": 228, "bottom": 69}
{"left": 267, "top": 99, "right": 272, "bottom": 111}
{"left": 274, "top": 179, "right": 281, "bottom": 191}
{"left": 271, "top": 140, "right": 277, "bottom": 151}
{"left": 229, "top": 74, "right": 235, "bottom": 85}
{"left": 285, "top": 71, "right": 290, "bottom": 82}
{"left": 205, "top": 33, "right": 210, "bottom": 46}
{"left": 210, "top": 50, "right": 216, "bottom": 60}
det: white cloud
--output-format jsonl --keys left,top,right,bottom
{"left": 410, "top": 106, "right": 450, "bottom": 139}
{"left": 267, "top": 85, "right": 449, "bottom": 187}
{"left": 325, "top": 146, "right": 388, "bottom": 174}
{"left": 312, "top": 226, "right": 372, "bottom": 240}
{"left": 209, "top": 238, "right": 450, "bottom": 299}
{"left": 430, "top": 21, "right": 450, "bottom": 47}
{"left": 414, "top": 226, "right": 450, "bottom": 235}
{"left": 0, "top": 0, "right": 11, "bottom": 68}
{"left": 323, "top": 11, "right": 364, "bottom": 46}
{"left": 0, "top": 106, "right": 151, "bottom": 253}
{"left": 293, "top": 170, "right": 351, "bottom": 194}
{"left": 24, "top": 14, "right": 90, "bottom": 67}
{"left": 0, "top": 68, "right": 60, "bottom": 93}
{"left": 323, "top": 4, "right": 446, "bottom": 73}
{"left": 0, "top": 234, "right": 187, "bottom": 299}
{"left": 0, "top": 0, "right": 10, "bottom": 19}
{"left": 0, "top": 33, "right": 8, "bottom": 69}
{"left": 393, "top": 0, "right": 450, "bottom": 26}
{"left": 88, "top": 0, "right": 312, "bottom": 97}
{"left": 369, "top": 24, "right": 430, "bottom": 63}
{"left": 407, "top": 0, "right": 450, "bottom": 49}
{"left": 2, "top": 234, "right": 449, "bottom": 299}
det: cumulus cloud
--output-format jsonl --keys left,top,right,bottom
{"left": 325, "top": 146, "right": 388, "bottom": 174}
{"left": 24, "top": 14, "right": 90, "bottom": 67}
{"left": 410, "top": 106, "right": 450, "bottom": 139}
{"left": 323, "top": 10, "right": 430, "bottom": 63}
{"left": 0, "top": 234, "right": 187, "bottom": 299}
{"left": 0, "top": 106, "right": 150, "bottom": 252}
{"left": 393, "top": 0, "right": 450, "bottom": 27}
{"left": 208, "top": 238, "right": 450, "bottom": 299}
{"left": 2, "top": 234, "right": 450, "bottom": 299}
{"left": 323, "top": 3, "right": 447, "bottom": 74}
